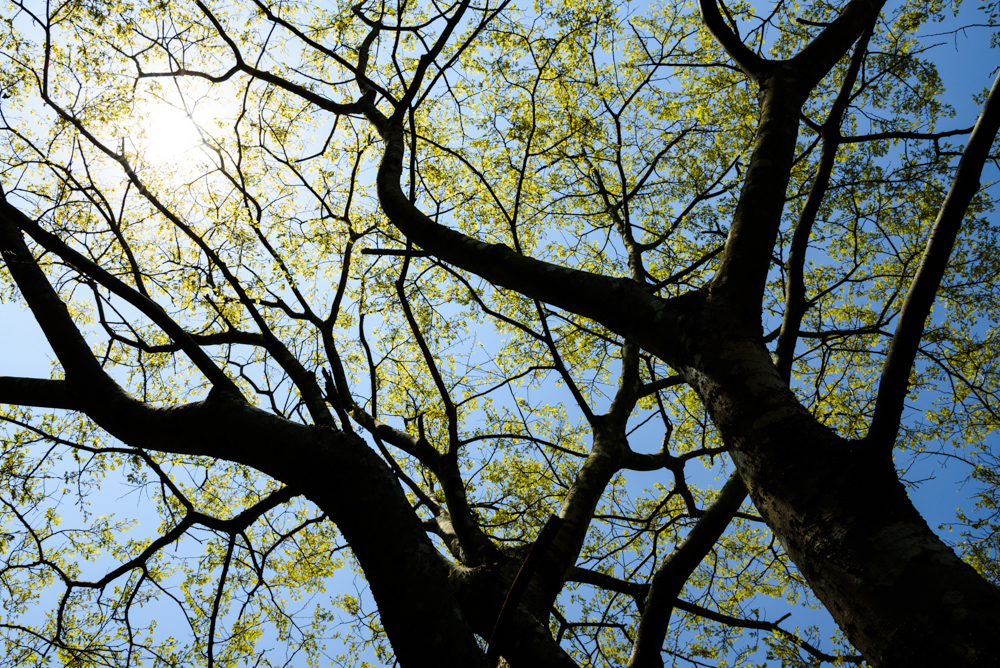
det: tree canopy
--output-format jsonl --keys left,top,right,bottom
{"left": 0, "top": 0, "right": 998, "bottom": 665}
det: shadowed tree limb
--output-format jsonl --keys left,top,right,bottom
{"left": 486, "top": 514, "right": 565, "bottom": 667}
{"left": 704, "top": 0, "right": 886, "bottom": 315}
{"left": 0, "top": 377, "right": 73, "bottom": 410}
{"left": 626, "top": 472, "right": 748, "bottom": 668}
{"left": 789, "top": 0, "right": 887, "bottom": 91}
{"left": 775, "top": 25, "right": 874, "bottom": 381}
{"left": 868, "top": 70, "right": 1000, "bottom": 448}
{"left": 696, "top": 0, "right": 768, "bottom": 80}
{"left": 2, "top": 198, "right": 240, "bottom": 393}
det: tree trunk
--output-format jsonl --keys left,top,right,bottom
{"left": 681, "top": 299, "right": 1000, "bottom": 666}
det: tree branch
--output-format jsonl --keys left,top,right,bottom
{"left": 0, "top": 376, "right": 74, "bottom": 409}
{"left": 790, "top": 0, "right": 887, "bottom": 91}
{"left": 0, "top": 191, "right": 488, "bottom": 668}
{"left": 3, "top": 198, "right": 240, "bottom": 393}
{"left": 696, "top": 0, "right": 768, "bottom": 81}
{"left": 374, "top": 119, "right": 691, "bottom": 369}
{"left": 867, "top": 70, "right": 1000, "bottom": 447}
{"left": 774, "top": 25, "right": 873, "bottom": 381}
{"left": 706, "top": 0, "right": 884, "bottom": 317}
{"left": 626, "top": 472, "right": 747, "bottom": 668}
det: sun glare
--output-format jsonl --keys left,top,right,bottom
{"left": 143, "top": 105, "right": 204, "bottom": 162}
{"left": 130, "top": 95, "right": 230, "bottom": 172}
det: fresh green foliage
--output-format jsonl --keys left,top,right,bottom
{"left": 0, "top": 0, "right": 997, "bottom": 665}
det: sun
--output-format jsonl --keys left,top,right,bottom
{"left": 129, "top": 93, "right": 229, "bottom": 172}
{"left": 142, "top": 104, "right": 205, "bottom": 163}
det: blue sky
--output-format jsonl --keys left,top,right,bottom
{"left": 0, "top": 0, "right": 998, "bottom": 665}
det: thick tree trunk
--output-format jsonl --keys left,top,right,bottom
{"left": 261, "top": 427, "right": 492, "bottom": 668}
{"left": 369, "top": 7, "right": 1000, "bottom": 659}
{"left": 680, "top": 298, "right": 1000, "bottom": 666}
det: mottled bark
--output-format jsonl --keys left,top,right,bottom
{"left": 679, "top": 301, "right": 1000, "bottom": 666}
{"left": 452, "top": 562, "right": 579, "bottom": 668}
{"left": 371, "top": 1, "right": 1000, "bottom": 661}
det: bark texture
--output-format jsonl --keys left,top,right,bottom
{"left": 679, "top": 303, "right": 1000, "bottom": 666}
{"left": 373, "top": 23, "right": 1000, "bottom": 659}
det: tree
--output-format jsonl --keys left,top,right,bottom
{"left": 0, "top": 0, "right": 998, "bottom": 664}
